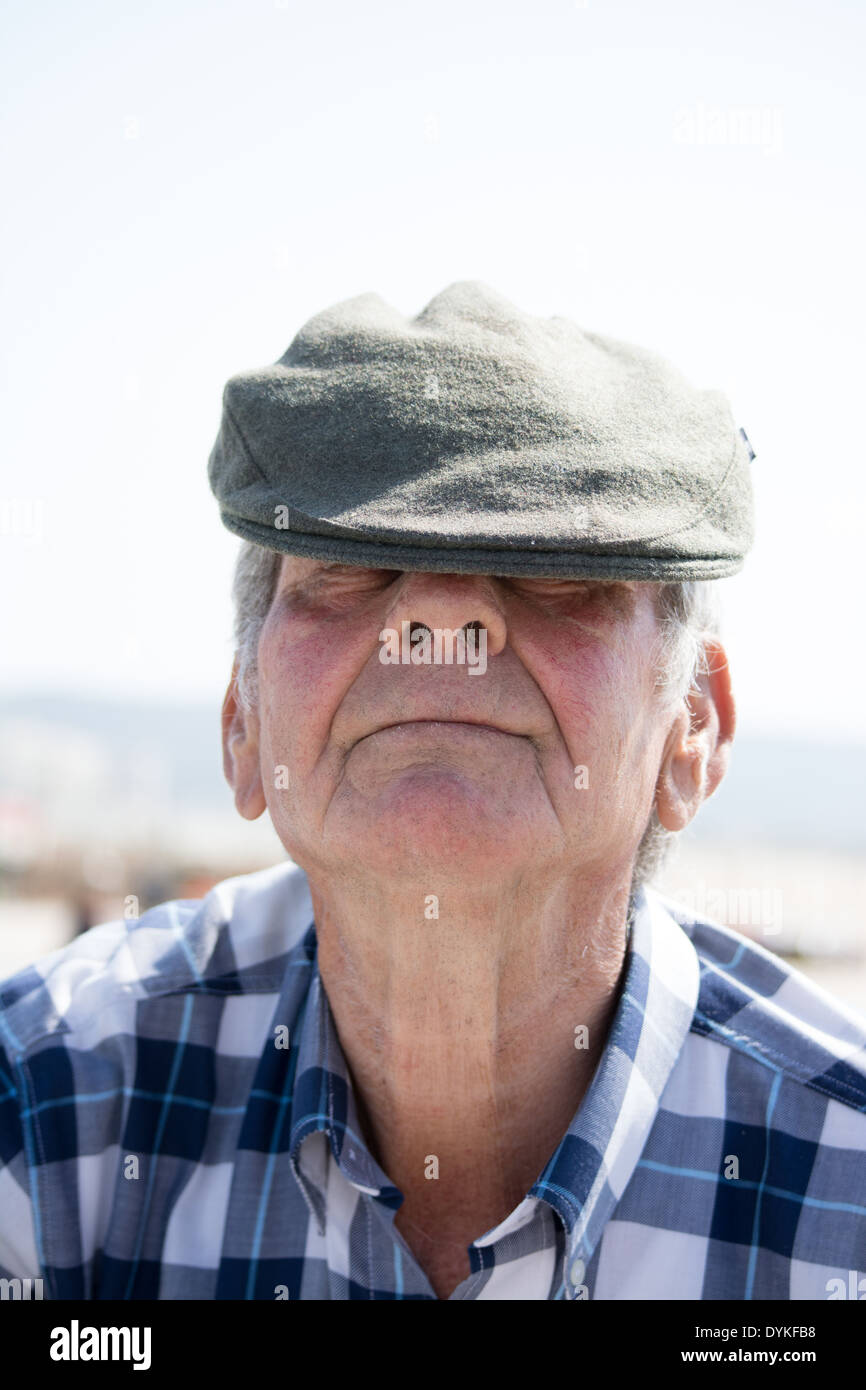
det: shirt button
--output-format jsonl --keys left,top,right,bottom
{"left": 570, "top": 1256, "right": 586, "bottom": 1286}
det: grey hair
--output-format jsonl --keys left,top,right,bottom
{"left": 231, "top": 541, "right": 283, "bottom": 711}
{"left": 230, "top": 541, "right": 723, "bottom": 891}
{"left": 630, "top": 579, "right": 724, "bottom": 893}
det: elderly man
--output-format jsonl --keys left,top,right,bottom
{"left": 1, "top": 283, "right": 864, "bottom": 1302}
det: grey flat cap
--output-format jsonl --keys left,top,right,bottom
{"left": 208, "top": 281, "right": 754, "bottom": 580}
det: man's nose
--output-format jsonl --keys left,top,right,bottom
{"left": 382, "top": 571, "right": 508, "bottom": 659}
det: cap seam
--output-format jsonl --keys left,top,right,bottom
{"left": 632, "top": 428, "right": 744, "bottom": 547}
{"left": 222, "top": 400, "right": 273, "bottom": 491}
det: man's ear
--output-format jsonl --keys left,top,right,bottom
{"left": 655, "top": 638, "right": 736, "bottom": 833}
{"left": 221, "top": 658, "right": 267, "bottom": 821}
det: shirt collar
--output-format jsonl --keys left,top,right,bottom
{"left": 532, "top": 886, "right": 701, "bottom": 1288}
{"left": 285, "top": 888, "right": 700, "bottom": 1266}
{"left": 288, "top": 953, "right": 401, "bottom": 1231}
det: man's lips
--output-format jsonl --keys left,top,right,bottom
{"left": 357, "top": 718, "right": 522, "bottom": 744}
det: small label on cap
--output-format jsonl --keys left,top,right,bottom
{"left": 739, "top": 426, "right": 756, "bottom": 462}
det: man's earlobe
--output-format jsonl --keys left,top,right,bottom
{"left": 221, "top": 660, "right": 267, "bottom": 821}
{"left": 655, "top": 639, "right": 736, "bottom": 834}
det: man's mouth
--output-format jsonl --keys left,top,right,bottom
{"left": 360, "top": 718, "right": 520, "bottom": 744}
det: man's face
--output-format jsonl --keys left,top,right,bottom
{"left": 239, "top": 557, "right": 679, "bottom": 891}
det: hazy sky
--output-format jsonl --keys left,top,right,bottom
{"left": 2, "top": 0, "right": 864, "bottom": 740}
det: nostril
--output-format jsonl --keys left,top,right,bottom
{"left": 410, "top": 620, "right": 483, "bottom": 633}
{"left": 406, "top": 619, "right": 484, "bottom": 638}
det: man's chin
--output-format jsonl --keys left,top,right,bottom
{"left": 325, "top": 771, "right": 542, "bottom": 872}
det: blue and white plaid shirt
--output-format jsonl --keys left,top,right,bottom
{"left": 1, "top": 862, "right": 865, "bottom": 1300}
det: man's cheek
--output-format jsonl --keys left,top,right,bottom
{"left": 550, "top": 680, "right": 617, "bottom": 770}
{"left": 260, "top": 642, "right": 326, "bottom": 733}
{"left": 258, "top": 681, "right": 341, "bottom": 806}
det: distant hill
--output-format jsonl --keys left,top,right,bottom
{"left": 680, "top": 732, "right": 865, "bottom": 851}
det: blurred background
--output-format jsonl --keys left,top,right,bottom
{"left": 1, "top": 0, "right": 864, "bottom": 1007}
